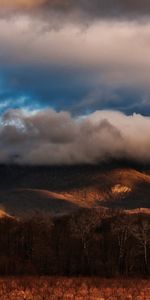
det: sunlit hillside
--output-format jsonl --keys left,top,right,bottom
{"left": 0, "top": 165, "right": 149, "bottom": 217}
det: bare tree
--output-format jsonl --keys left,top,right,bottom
{"left": 111, "top": 213, "right": 131, "bottom": 274}
{"left": 130, "top": 216, "right": 150, "bottom": 273}
{"left": 70, "top": 209, "right": 102, "bottom": 270}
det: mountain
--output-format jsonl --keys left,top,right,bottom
{"left": 0, "top": 163, "right": 150, "bottom": 217}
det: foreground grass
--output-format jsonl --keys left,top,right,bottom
{"left": 0, "top": 277, "right": 149, "bottom": 300}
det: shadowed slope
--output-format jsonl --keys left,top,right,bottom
{"left": 0, "top": 165, "right": 150, "bottom": 217}
{"left": 0, "top": 189, "right": 79, "bottom": 218}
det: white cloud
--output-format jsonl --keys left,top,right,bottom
{"left": 0, "top": 18, "right": 150, "bottom": 90}
{"left": 0, "top": 108, "right": 150, "bottom": 165}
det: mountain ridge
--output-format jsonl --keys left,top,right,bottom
{"left": 0, "top": 164, "right": 149, "bottom": 217}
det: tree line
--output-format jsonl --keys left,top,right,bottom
{"left": 0, "top": 209, "right": 149, "bottom": 277}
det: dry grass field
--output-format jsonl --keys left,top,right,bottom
{"left": 0, "top": 277, "right": 149, "bottom": 300}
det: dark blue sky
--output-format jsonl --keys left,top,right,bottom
{"left": 0, "top": 64, "right": 150, "bottom": 116}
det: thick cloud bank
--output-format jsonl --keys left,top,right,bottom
{"left": 0, "top": 109, "right": 150, "bottom": 165}
{"left": 1, "top": 0, "right": 150, "bottom": 20}
{"left": 0, "top": 6, "right": 150, "bottom": 116}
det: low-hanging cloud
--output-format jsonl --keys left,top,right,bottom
{"left": 0, "top": 108, "right": 150, "bottom": 165}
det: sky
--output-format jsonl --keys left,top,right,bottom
{"left": 0, "top": 0, "right": 150, "bottom": 164}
